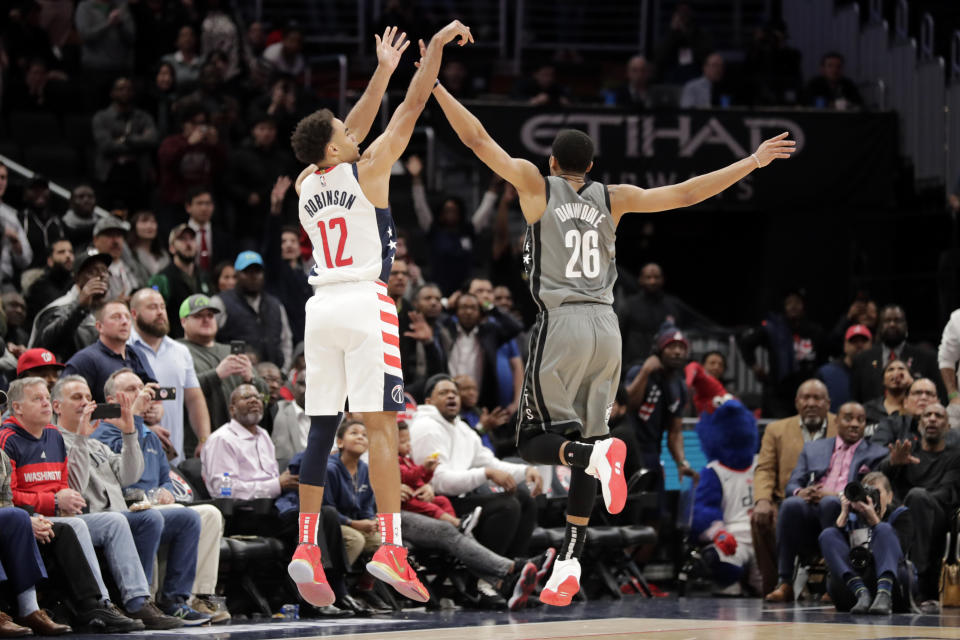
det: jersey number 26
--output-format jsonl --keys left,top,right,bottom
{"left": 317, "top": 217, "right": 353, "bottom": 268}
{"left": 564, "top": 229, "right": 601, "bottom": 278}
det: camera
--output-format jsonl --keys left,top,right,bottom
{"left": 849, "top": 544, "right": 873, "bottom": 572}
{"left": 230, "top": 340, "right": 246, "bottom": 355}
{"left": 843, "top": 481, "right": 880, "bottom": 511}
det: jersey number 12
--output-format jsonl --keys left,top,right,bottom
{"left": 317, "top": 217, "right": 353, "bottom": 268}
{"left": 564, "top": 229, "right": 600, "bottom": 278}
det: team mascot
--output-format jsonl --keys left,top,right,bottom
{"left": 686, "top": 361, "right": 758, "bottom": 593}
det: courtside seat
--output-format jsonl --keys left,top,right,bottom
{"left": 620, "top": 525, "right": 657, "bottom": 547}
{"left": 177, "top": 459, "right": 285, "bottom": 615}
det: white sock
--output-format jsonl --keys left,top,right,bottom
{"left": 17, "top": 587, "right": 39, "bottom": 617}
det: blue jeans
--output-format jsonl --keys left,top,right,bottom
{"left": 65, "top": 512, "right": 151, "bottom": 606}
{"left": 155, "top": 507, "right": 201, "bottom": 601}
{"left": 776, "top": 495, "right": 842, "bottom": 581}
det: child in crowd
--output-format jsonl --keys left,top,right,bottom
{"left": 323, "top": 421, "right": 380, "bottom": 567}
{"left": 398, "top": 422, "right": 481, "bottom": 535}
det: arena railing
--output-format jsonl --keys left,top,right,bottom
{"left": 304, "top": 54, "right": 348, "bottom": 117}
{"left": 0, "top": 152, "right": 112, "bottom": 218}
{"left": 784, "top": 0, "right": 953, "bottom": 195}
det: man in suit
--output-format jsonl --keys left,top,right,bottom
{"left": 184, "top": 186, "right": 234, "bottom": 276}
{"left": 850, "top": 305, "right": 942, "bottom": 403}
{"left": 752, "top": 379, "right": 836, "bottom": 595}
{"left": 764, "top": 401, "right": 887, "bottom": 602}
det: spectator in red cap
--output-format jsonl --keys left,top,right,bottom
{"left": 16, "top": 348, "right": 65, "bottom": 390}
{"left": 816, "top": 324, "right": 872, "bottom": 414}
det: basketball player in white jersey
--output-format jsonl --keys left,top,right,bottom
{"left": 286, "top": 21, "right": 474, "bottom": 607}
{"left": 427, "top": 73, "right": 795, "bottom": 605}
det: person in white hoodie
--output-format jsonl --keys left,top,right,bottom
{"left": 409, "top": 374, "right": 543, "bottom": 560}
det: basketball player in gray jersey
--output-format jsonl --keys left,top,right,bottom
{"left": 429, "top": 76, "right": 795, "bottom": 605}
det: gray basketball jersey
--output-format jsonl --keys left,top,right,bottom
{"left": 523, "top": 177, "right": 617, "bottom": 310}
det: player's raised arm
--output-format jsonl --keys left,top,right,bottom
{"left": 360, "top": 20, "right": 473, "bottom": 178}
{"left": 431, "top": 83, "right": 545, "bottom": 223}
{"left": 608, "top": 132, "right": 795, "bottom": 222}
{"left": 343, "top": 26, "right": 410, "bottom": 143}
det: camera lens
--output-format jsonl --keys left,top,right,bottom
{"left": 843, "top": 482, "right": 866, "bottom": 503}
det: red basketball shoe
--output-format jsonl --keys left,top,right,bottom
{"left": 287, "top": 543, "right": 335, "bottom": 607}
{"left": 365, "top": 544, "right": 430, "bottom": 603}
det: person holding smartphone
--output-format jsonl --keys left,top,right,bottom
{"left": 54, "top": 375, "right": 210, "bottom": 626}
{"left": 177, "top": 294, "right": 269, "bottom": 433}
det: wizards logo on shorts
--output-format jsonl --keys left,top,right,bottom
{"left": 391, "top": 384, "right": 404, "bottom": 405}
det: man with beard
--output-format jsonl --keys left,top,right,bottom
{"left": 201, "top": 384, "right": 298, "bottom": 501}
{"left": 61, "top": 184, "right": 105, "bottom": 251}
{"left": 29, "top": 249, "right": 112, "bottom": 360}
{"left": 871, "top": 377, "right": 960, "bottom": 448}
{"left": 18, "top": 176, "right": 64, "bottom": 270}
{"left": 851, "top": 305, "right": 942, "bottom": 402}
{"left": 63, "top": 300, "right": 155, "bottom": 403}
{"left": 878, "top": 402, "right": 960, "bottom": 611}
{"left": 128, "top": 289, "right": 210, "bottom": 464}
{"left": 148, "top": 224, "right": 211, "bottom": 340}
{"left": 751, "top": 378, "right": 835, "bottom": 596}
{"left": 24, "top": 239, "right": 75, "bottom": 323}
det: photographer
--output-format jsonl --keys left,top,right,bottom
{"left": 766, "top": 401, "right": 886, "bottom": 602}
{"left": 818, "top": 472, "right": 912, "bottom": 614}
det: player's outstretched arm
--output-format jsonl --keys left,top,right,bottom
{"left": 431, "top": 83, "right": 544, "bottom": 223}
{"left": 608, "top": 132, "right": 795, "bottom": 221}
{"left": 362, "top": 20, "right": 473, "bottom": 175}
{"left": 343, "top": 26, "right": 410, "bottom": 143}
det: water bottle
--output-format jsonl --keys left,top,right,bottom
{"left": 219, "top": 472, "right": 233, "bottom": 498}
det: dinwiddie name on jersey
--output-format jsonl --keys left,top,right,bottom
{"left": 553, "top": 202, "right": 605, "bottom": 228}
{"left": 302, "top": 189, "right": 358, "bottom": 217}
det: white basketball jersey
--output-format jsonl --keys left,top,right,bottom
{"left": 298, "top": 163, "right": 397, "bottom": 286}
{"left": 706, "top": 457, "right": 757, "bottom": 538}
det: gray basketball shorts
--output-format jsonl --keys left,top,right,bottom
{"left": 516, "top": 303, "right": 622, "bottom": 441}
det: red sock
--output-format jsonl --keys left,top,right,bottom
{"left": 377, "top": 512, "right": 402, "bottom": 546}
{"left": 299, "top": 513, "right": 319, "bottom": 545}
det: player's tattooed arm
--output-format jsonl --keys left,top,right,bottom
{"left": 608, "top": 132, "right": 795, "bottom": 222}
{"left": 343, "top": 26, "right": 410, "bottom": 143}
